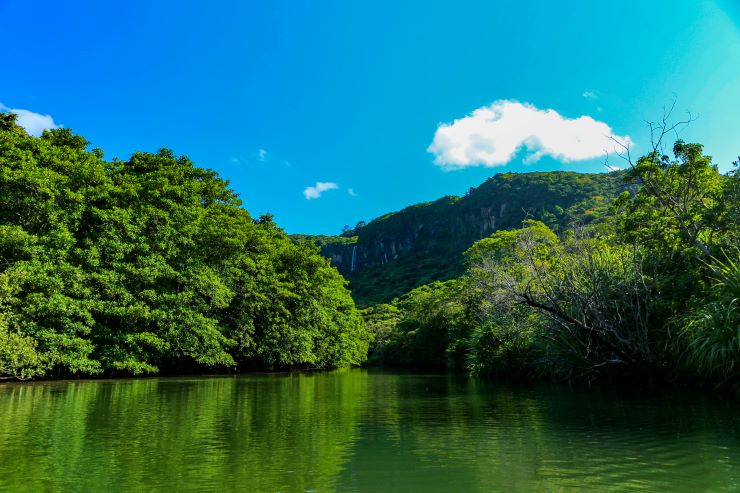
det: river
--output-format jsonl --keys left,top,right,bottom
{"left": 1, "top": 369, "right": 738, "bottom": 492}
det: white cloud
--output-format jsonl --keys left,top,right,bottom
{"left": 428, "top": 100, "right": 631, "bottom": 170}
{"left": 258, "top": 148, "right": 268, "bottom": 161}
{"left": 0, "top": 102, "right": 58, "bottom": 136}
{"left": 347, "top": 188, "right": 357, "bottom": 197}
{"left": 303, "top": 181, "right": 339, "bottom": 200}
{"left": 582, "top": 90, "right": 598, "bottom": 100}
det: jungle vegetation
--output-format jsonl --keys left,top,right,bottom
{"left": 363, "top": 138, "right": 739, "bottom": 391}
{"left": 1, "top": 109, "right": 738, "bottom": 392}
{"left": 0, "top": 113, "right": 371, "bottom": 379}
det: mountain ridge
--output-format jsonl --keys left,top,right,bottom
{"left": 293, "top": 170, "right": 623, "bottom": 305}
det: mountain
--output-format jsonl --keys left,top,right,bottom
{"left": 294, "top": 170, "right": 623, "bottom": 306}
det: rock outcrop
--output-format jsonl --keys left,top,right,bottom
{"left": 296, "top": 170, "right": 621, "bottom": 305}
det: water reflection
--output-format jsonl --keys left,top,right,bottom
{"left": 0, "top": 370, "right": 738, "bottom": 492}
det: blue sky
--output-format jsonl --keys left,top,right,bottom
{"left": 2, "top": 0, "right": 738, "bottom": 234}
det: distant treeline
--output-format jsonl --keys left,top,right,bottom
{"left": 0, "top": 113, "right": 370, "bottom": 379}
{"left": 364, "top": 140, "right": 739, "bottom": 391}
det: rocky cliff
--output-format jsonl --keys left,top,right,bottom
{"left": 295, "top": 170, "right": 622, "bottom": 305}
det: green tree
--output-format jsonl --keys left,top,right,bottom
{"left": 617, "top": 141, "right": 725, "bottom": 259}
{"left": 0, "top": 112, "right": 369, "bottom": 378}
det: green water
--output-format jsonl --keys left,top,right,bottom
{"left": 1, "top": 370, "right": 738, "bottom": 492}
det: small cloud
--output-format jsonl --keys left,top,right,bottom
{"left": 347, "top": 188, "right": 357, "bottom": 197}
{"left": 0, "top": 102, "right": 58, "bottom": 136}
{"left": 303, "top": 181, "right": 339, "bottom": 200}
{"left": 230, "top": 156, "right": 240, "bottom": 163}
{"left": 428, "top": 100, "right": 631, "bottom": 170}
{"left": 582, "top": 90, "right": 598, "bottom": 100}
{"left": 258, "top": 148, "right": 268, "bottom": 161}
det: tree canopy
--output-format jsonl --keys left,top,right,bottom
{"left": 0, "top": 113, "right": 370, "bottom": 379}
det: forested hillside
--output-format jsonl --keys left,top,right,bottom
{"left": 298, "top": 171, "right": 622, "bottom": 305}
{"left": 362, "top": 141, "right": 739, "bottom": 391}
{"left": 0, "top": 113, "right": 370, "bottom": 379}
{"left": 297, "top": 137, "right": 739, "bottom": 391}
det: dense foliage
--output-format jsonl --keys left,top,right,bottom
{"left": 2, "top": 106, "right": 736, "bottom": 393}
{"left": 365, "top": 141, "right": 739, "bottom": 391}
{"left": 0, "top": 113, "right": 370, "bottom": 379}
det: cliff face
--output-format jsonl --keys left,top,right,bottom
{"left": 321, "top": 241, "right": 357, "bottom": 276}
{"left": 297, "top": 170, "right": 621, "bottom": 305}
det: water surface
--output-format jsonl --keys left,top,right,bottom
{"left": 1, "top": 370, "right": 738, "bottom": 492}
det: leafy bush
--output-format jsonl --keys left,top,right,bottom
{"left": 678, "top": 253, "right": 740, "bottom": 387}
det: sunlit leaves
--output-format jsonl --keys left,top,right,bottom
{"left": 0, "top": 113, "right": 368, "bottom": 378}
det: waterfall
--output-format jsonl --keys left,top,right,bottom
{"left": 350, "top": 245, "right": 357, "bottom": 273}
